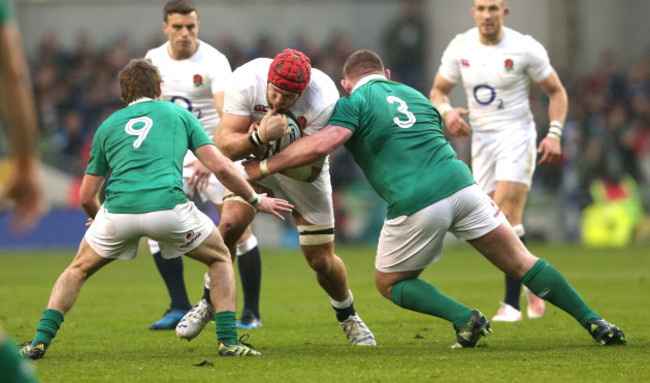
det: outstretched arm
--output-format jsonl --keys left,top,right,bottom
{"left": 243, "top": 124, "right": 352, "bottom": 181}
{"left": 194, "top": 144, "right": 293, "bottom": 219}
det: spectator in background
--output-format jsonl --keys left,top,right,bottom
{"left": 382, "top": 0, "right": 428, "bottom": 93}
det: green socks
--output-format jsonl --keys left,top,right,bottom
{"left": 33, "top": 309, "right": 64, "bottom": 348}
{"left": 390, "top": 279, "right": 472, "bottom": 328}
{"left": 521, "top": 259, "right": 600, "bottom": 328}
{"left": 215, "top": 311, "right": 237, "bottom": 345}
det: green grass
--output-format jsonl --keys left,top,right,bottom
{"left": 1, "top": 243, "right": 649, "bottom": 382}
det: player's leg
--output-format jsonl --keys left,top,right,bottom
{"left": 185, "top": 227, "right": 260, "bottom": 356}
{"left": 293, "top": 212, "right": 376, "bottom": 346}
{"left": 233, "top": 226, "right": 263, "bottom": 328}
{"left": 490, "top": 181, "right": 536, "bottom": 320}
{"left": 176, "top": 193, "right": 256, "bottom": 340}
{"left": 20, "top": 238, "right": 115, "bottom": 359}
{"left": 148, "top": 239, "right": 192, "bottom": 330}
{"left": 374, "top": 194, "right": 490, "bottom": 348}
{"left": 469, "top": 221, "right": 627, "bottom": 345}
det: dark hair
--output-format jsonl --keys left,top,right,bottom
{"left": 163, "top": 0, "right": 198, "bottom": 22}
{"left": 343, "top": 49, "right": 385, "bottom": 81}
{"left": 118, "top": 59, "right": 161, "bottom": 104}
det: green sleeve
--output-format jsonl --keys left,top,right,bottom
{"left": 327, "top": 97, "right": 359, "bottom": 133}
{"left": 182, "top": 109, "right": 214, "bottom": 151}
{"left": 85, "top": 129, "right": 109, "bottom": 176}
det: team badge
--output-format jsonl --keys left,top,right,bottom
{"left": 297, "top": 116, "right": 307, "bottom": 128}
{"left": 193, "top": 74, "right": 203, "bottom": 88}
{"left": 461, "top": 59, "right": 470, "bottom": 67}
{"left": 504, "top": 59, "right": 514, "bottom": 72}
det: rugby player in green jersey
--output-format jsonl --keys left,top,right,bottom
{"left": 19, "top": 59, "right": 292, "bottom": 360}
{"left": 243, "top": 49, "right": 626, "bottom": 348}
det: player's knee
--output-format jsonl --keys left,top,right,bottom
{"left": 304, "top": 251, "right": 333, "bottom": 273}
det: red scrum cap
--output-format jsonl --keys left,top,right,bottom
{"left": 268, "top": 49, "right": 312, "bottom": 95}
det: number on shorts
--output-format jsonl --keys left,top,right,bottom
{"left": 387, "top": 96, "right": 416, "bottom": 128}
{"left": 125, "top": 117, "right": 153, "bottom": 149}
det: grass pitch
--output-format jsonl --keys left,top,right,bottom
{"left": 1, "top": 242, "right": 648, "bottom": 382}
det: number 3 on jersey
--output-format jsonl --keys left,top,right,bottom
{"left": 387, "top": 96, "right": 416, "bottom": 128}
{"left": 125, "top": 117, "right": 153, "bottom": 148}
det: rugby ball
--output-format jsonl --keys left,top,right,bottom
{"left": 268, "top": 113, "right": 324, "bottom": 183}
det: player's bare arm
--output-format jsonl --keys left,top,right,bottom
{"left": 244, "top": 125, "right": 352, "bottom": 181}
{"left": 78, "top": 174, "right": 104, "bottom": 220}
{"left": 536, "top": 70, "right": 568, "bottom": 165}
{"left": 187, "top": 91, "right": 227, "bottom": 193}
{"left": 215, "top": 108, "right": 288, "bottom": 161}
{"left": 194, "top": 144, "right": 293, "bottom": 219}
{"left": 429, "top": 72, "right": 470, "bottom": 137}
{"left": 0, "top": 21, "right": 46, "bottom": 234}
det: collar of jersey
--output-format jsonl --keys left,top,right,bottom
{"left": 129, "top": 97, "right": 155, "bottom": 106}
{"left": 352, "top": 74, "right": 387, "bottom": 94}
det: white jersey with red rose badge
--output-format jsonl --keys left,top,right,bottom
{"left": 438, "top": 26, "right": 553, "bottom": 133}
{"left": 145, "top": 40, "right": 232, "bottom": 140}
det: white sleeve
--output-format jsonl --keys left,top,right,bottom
{"left": 223, "top": 70, "right": 253, "bottom": 116}
{"left": 208, "top": 53, "right": 232, "bottom": 95}
{"left": 438, "top": 35, "right": 462, "bottom": 84}
{"left": 524, "top": 36, "right": 553, "bottom": 83}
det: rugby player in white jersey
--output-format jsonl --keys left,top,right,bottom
{"left": 429, "top": 0, "right": 568, "bottom": 322}
{"left": 145, "top": 0, "right": 263, "bottom": 331}
{"left": 175, "top": 49, "right": 376, "bottom": 346}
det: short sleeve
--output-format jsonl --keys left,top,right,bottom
{"left": 223, "top": 68, "right": 255, "bottom": 116}
{"left": 438, "top": 34, "right": 463, "bottom": 84}
{"left": 524, "top": 35, "right": 553, "bottom": 83}
{"left": 0, "top": 0, "right": 15, "bottom": 24}
{"left": 181, "top": 108, "right": 213, "bottom": 151}
{"left": 327, "top": 97, "right": 360, "bottom": 133}
{"left": 85, "top": 129, "right": 109, "bottom": 176}
{"left": 207, "top": 53, "right": 232, "bottom": 95}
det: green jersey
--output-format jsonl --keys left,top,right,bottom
{"left": 0, "top": 0, "right": 15, "bottom": 24}
{"left": 328, "top": 77, "right": 474, "bottom": 219}
{"left": 86, "top": 99, "right": 213, "bottom": 213}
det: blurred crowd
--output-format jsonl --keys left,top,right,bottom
{"left": 22, "top": 26, "right": 650, "bottom": 242}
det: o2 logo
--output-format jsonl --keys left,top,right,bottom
{"left": 473, "top": 84, "right": 504, "bottom": 109}
{"left": 170, "top": 95, "right": 203, "bottom": 119}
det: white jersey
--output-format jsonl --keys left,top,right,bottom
{"left": 439, "top": 27, "right": 553, "bottom": 133}
{"left": 145, "top": 40, "right": 232, "bottom": 139}
{"left": 223, "top": 58, "right": 339, "bottom": 137}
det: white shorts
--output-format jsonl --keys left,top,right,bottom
{"left": 85, "top": 201, "right": 214, "bottom": 260}
{"left": 471, "top": 125, "right": 537, "bottom": 194}
{"left": 253, "top": 159, "right": 334, "bottom": 226}
{"left": 376, "top": 184, "right": 506, "bottom": 273}
{"left": 183, "top": 151, "right": 225, "bottom": 205}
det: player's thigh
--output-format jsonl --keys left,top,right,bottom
{"left": 376, "top": 201, "right": 453, "bottom": 273}
{"left": 186, "top": 227, "right": 230, "bottom": 266}
{"left": 255, "top": 171, "right": 334, "bottom": 227}
{"left": 449, "top": 184, "right": 507, "bottom": 241}
{"left": 467, "top": 222, "right": 537, "bottom": 278}
{"left": 68, "top": 238, "right": 116, "bottom": 278}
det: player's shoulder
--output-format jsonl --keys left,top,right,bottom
{"left": 196, "top": 40, "right": 228, "bottom": 61}
{"left": 235, "top": 57, "right": 272, "bottom": 75}
{"left": 449, "top": 27, "right": 477, "bottom": 47}
{"left": 503, "top": 27, "right": 544, "bottom": 48}
{"left": 145, "top": 42, "right": 168, "bottom": 61}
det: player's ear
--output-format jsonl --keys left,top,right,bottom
{"left": 385, "top": 69, "right": 391, "bottom": 81}
{"left": 503, "top": 6, "right": 510, "bottom": 17}
{"left": 341, "top": 79, "right": 353, "bottom": 95}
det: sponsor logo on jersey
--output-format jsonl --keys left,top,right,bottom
{"left": 504, "top": 59, "right": 514, "bottom": 72}
{"left": 180, "top": 231, "right": 202, "bottom": 249}
{"left": 193, "top": 74, "right": 203, "bottom": 88}
{"left": 461, "top": 59, "right": 470, "bottom": 67}
{"left": 254, "top": 104, "right": 269, "bottom": 113}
